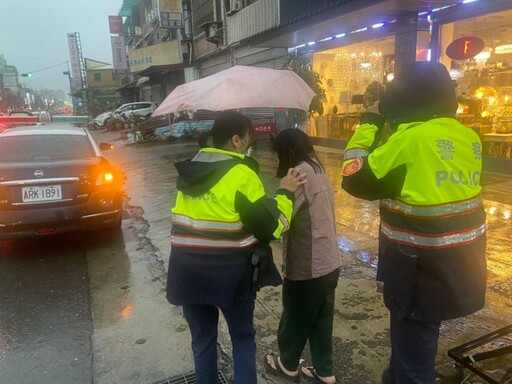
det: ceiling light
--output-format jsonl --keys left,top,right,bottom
{"left": 350, "top": 27, "right": 368, "bottom": 34}
{"left": 495, "top": 44, "right": 512, "bottom": 54}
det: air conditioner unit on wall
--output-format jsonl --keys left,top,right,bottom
{"left": 200, "top": 21, "right": 223, "bottom": 45}
{"left": 134, "top": 26, "right": 142, "bottom": 37}
{"left": 227, "top": 0, "right": 242, "bottom": 15}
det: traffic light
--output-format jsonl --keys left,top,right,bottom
{"left": 21, "top": 73, "right": 32, "bottom": 78}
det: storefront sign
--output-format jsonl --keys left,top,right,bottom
{"left": 446, "top": 37, "right": 484, "bottom": 60}
{"left": 108, "top": 16, "right": 124, "bottom": 34}
{"left": 67, "top": 33, "right": 83, "bottom": 88}
{"left": 128, "top": 41, "right": 181, "bottom": 73}
{"left": 111, "top": 35, "right": 128, "bottom": 72}
{"left": 160, "top": 12, "right": 183, "bottom": 29}
{"left": 254, "top": 120, "right": 276, "bottom": 135}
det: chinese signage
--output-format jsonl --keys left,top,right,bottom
{"left": 111, "top": 35, "right": 128, "bottom": 72}
{"left": 67, "top": 33, "right": 83, "bottom": 88}
{"left": 160, "top": 12, "right": 183, "bottom": 29}
{"left": 127, "top": 40, "right": 181, "bottom": 72}
{"left": 108, "top": 15, "right": 124, "bottom": 34}
{"left": 446, "top": 37, "right": 484, "bottom": 60}
{"left": 254, "top": 120, "right": 276, "bottom": 135}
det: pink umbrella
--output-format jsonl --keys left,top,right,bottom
{"left": 152, "top": 65, "right": 315, "bottom": 116}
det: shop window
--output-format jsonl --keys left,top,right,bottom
{"left": 310, "top": 36, "right": 395, "bottom": 140}
{"left": 93, "top": 73, "right": 101, "bottom": 82}
{"left": 439, "top": 9, "right": 512, "bottom": 159}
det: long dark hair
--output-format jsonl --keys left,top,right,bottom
{"left": 198, "top": 110, "right": 254, "bottom": 149}
{"left": 273, "top": 129, "right": 324, "bottom": 177}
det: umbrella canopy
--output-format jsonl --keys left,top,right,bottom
{"left": 152, "top": 65, "right": 316, "bottom": 116}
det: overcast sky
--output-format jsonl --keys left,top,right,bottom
{"left": 0, "top": 0, "right": 121, "bottom": 92}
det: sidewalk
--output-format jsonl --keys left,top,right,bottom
{"left": 96, "top": 130, "right": 512, "bottom": 384}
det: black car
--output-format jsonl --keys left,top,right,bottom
{"left": 0, "top": 125, "right": 123, "bottom": 239}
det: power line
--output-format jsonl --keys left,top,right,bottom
{"left": 24, "top": 61, "right": 69, "bottom": 75}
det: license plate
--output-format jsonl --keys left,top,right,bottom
{"left": 22, "top": 185, "right": 62, "bottom": 202}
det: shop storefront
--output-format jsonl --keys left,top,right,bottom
{"left": 310, "top": 36, "right": 396, "bottom": 140}
{"left": 434, "top": 6, "right": 512, "bottom": 169}
{"left": 307, "top": 28, "right": 432, "bottom": 140}
{"left": 281, "top": 0, "right": 512, "bottom": 172}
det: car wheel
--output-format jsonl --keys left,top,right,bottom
{"left": 92, "top": 122, "right": 99, "bottom": 130}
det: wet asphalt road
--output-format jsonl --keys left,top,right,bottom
{"left": 0, "top": 233, "right": 92, "bottom": 384}
{"left": 0, "top": 231, "right": 120, "bottom": 384}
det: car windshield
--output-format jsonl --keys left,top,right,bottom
{"left": 0, "top": 134, "right": 95, "bottom": 161}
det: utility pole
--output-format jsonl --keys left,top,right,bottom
{"left": 62, "top": 61, "right": 75, "bottom": 114}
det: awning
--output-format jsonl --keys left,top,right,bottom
{"left": 138, "top": 63, "right": 188, "bottom": 76}
{"left": 118, "top": 0, "right": 138, "bottom": 17}
{"left": 250, "top": 0, "right": 448, "bottom": 48}
{"left": 136, "top": 76, "right": 150, "bottom": 86}
{"left": 115, "top": 79, "right": 137, "bottom": 91}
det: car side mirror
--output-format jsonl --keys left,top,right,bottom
{"left": 99, "top": 142, "right": 114, "bottom": 151}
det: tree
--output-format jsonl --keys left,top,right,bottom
{"left": 286, "top": 56, "right": 326, "bottom": 117}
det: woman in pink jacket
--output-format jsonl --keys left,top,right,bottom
{"left": 265, "top": 129, "right": 340, "bottom": 384}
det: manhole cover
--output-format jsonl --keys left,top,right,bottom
{"left": 491, "top": 279, "right": 512, "bottom": 299}
{"left": 152, "top": 371, "right": 228, "bottom": 384}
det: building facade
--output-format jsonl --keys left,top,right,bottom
{"left": 115, "top": 0, "right": 512, "bottom": 171}
{"left": 117, "top": 0, "right": 192, "bottom": 104}
{"left": 85, "top": 59, "right": 126, "bottom": 116}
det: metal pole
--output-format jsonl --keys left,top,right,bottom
{"left": 66, "top": 61, "right": 75, "bottom": 114}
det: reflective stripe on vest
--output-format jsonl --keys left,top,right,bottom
{"left": 344, "top": 148, "right": 369, "bottom": 160}
{"left": 172, "top": 213, "right": 243, "bottom": 232}
{"left": 171, "top": 234, "right": 259, "bottom": 249}
{"left": 171, "top": 213, "right": 258, "bottom": 249}
{"left": 279, "top": 213, "right": 290, "bottom": 231}
{"left": 380, "top": 221, "right": 486, "bottom": 248}
{"left": 380, "top": 196, "right": 483, "bottom": 218}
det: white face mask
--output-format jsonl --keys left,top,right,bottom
{"left": 240, "top": 138, "right": 252, "bottom": 157}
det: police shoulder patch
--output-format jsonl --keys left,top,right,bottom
{"left": 342, "top": 157, "right": 363, "bottom": 176}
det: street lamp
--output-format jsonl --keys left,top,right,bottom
{"left": 62, "top": 70, "right": 75, "bottom": 114}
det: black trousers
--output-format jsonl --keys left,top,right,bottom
{"left": 183, "top": 297, "right": 256, "bottom": 384}
{"left": 278, "top": 268, "right": 340, "bottom": 377}
{"left": 384, "top": 311, "right": 441, "bottom": 384}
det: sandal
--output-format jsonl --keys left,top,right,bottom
{"left": 299, "top": 362, "right": 336, "bottom": 384}
{"left": 264, "top": 352, "right": 300, "bottom": 383}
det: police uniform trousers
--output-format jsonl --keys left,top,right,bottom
{"left": 183, "top": 296, "right": 257, "bottom": 384}
{"left": 383, "top": 310, "right": 441, "bottom": 384}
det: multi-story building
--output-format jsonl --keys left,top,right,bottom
{"left": 0, "top": 55, "right": 20, "bottom": 97}
{"left": 85, "top": 59, "right": 126, "bottom": 115}
{"left": 117, "top": 0, "right": 193, "bottom": 104}
{"left": 116, "top": 0, "right": 512, "bottom": 171}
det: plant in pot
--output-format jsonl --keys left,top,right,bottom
{"left": 106, "top": 117, "right": 125, "bottom": 131}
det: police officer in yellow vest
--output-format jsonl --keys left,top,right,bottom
{"left": 167, "top": 111, "right": 306, "bottom": 384}
{"left": 341, "top": 62, "right": 486, "bottom": 384}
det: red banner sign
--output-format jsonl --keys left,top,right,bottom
{"left": 108, "top": 16, "right": 124, "bottom": 34}
{"left": 253, "top": 119, "right": 276, "bottom": 135}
